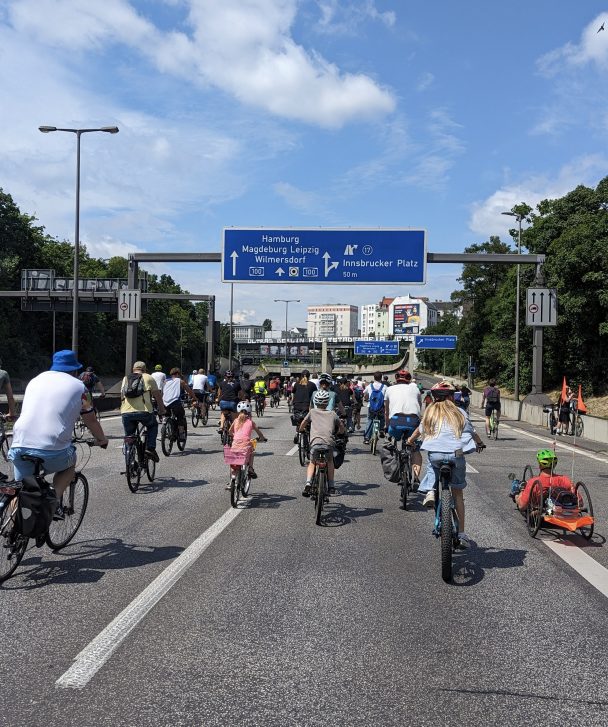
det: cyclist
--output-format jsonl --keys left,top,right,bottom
{"left": 240, "top": 372, "right": 254, "bottom": 401}
{"left": 217, "top": 370, "right": 241, "bottom": 433}
{"left": 8, "top": 350, "right": 108, "bottom": 512}
{"left": 454, "top": 384, "right": 471, "bottom": 412}
{"left": 290, "top": 370, "right": 316, "bottom": 443}
{"left": 228, "top": 401, "right": 267, "bottom": 483}
{"left": 253, "top": 375, "right": 268, "bottom": 413}
{"left": 192, "top": 368, "right": 210, "bottom": 413}
{"left": 79, "top": 366, "right": 106, "bottom": 410}
{"left": 268, "top": 376, "right": 280, "bottom": 400}
{"left": 407, "top": 381, "right": 485, "bottom": 547}
{"left": 384, "top": 370, "right": 422, "bottom": 486}
{"left": 163, "top": 368, "right": 195, "bottom": 441}
{"left": 299, "top": 389, "right": 344, "bottom": 497}
{"left": 383, "top": 375, "right": 390, "bottom": 387}
{"left": 352, "top": 380, "right": 364, "bottom": 430}
{"left": 510, "top": 449, "right": 577, "bottom": 512}
{"left": 207, "top": 370, "right": 218, "bottom": 401}
{"left": 363, "top": 372, "right": 387, "bottom": 444}
{"left": 120, "top": 361, "right": 166, "bottom": 462}
{"left": 151, "top": 364, "right": 167, "bottom": 392}
{"left": 482, "top": 379, "right": 501, "bottom": 435}
{"left": 335, "top": 376, "right": 354, "bottom": 432}
{"left": 314, "top": 373, "right": 336, "bottom": 411}
{"left": 187, "top": 369, "right": 197, "bottom": 387}
{"left": 0, "top": 359, "right": 16, "bottom": 422}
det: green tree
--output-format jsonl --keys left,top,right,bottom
{"left": 262, "top": 318, "right": 272, "bottom": 331}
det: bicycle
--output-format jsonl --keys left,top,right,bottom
{"left": 219, "top": 413, "right": 234, "bottom": 446}
{"left": 224, "top": 438, "right": 264, "bottom": 508}
{"left": 161, "top": 408, "right": 187, "bottom": 456}
{"left": 191, "top": 394, "right": 209, "bottom": 428}
{"left": 73, "top": 400, "right": 101, "bottom": 440}
{"left": 0, "top": 439, "right": 99, "bottom": 584}
{"left": 432, "top": 459, "right": 460, "bottom": 583}
{"left": 309, "top": 446, "right": 330, "bottom": 526}
{"left": 0, "top": 413, "right": 12, "bottom": 465}
{"left": 294, "top": 412, "right": 310, "bottom": 467}
{"left": 488, "top": 409, "right": 499, "bottom": 440}
{"left": 368, "top": 413, "right": 382, "bottom": 455}
{"left": 123, "top": 422, "right": 157, "bottom": 492}
{"left": 396, "top": 440, "right": 414, "bottom": 511}
{"left": 254, "top": 394, "right": 266, "bottom": 418}
{"left": 543, "top": 404, "right": 558, "bottom": 435}
{"left": 270, "top": 391, "right": 281, "bottom": 408}
{"left": 569, "top": 409, "right": 584, "bottom": 438}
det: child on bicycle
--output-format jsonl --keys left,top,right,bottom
{"left": 510, "top": 449, "right": 577, "bottom": 512}
{"left": 228, "top": 401, "right": 266, "bottom": 483}
{"left": 407, "top": 381, "right": 485, "bottom": 548}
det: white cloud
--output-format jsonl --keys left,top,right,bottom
{"left": 537, "top": 12, "right": 608, "bottom": 74}
{"left": 469, "top": 154, "right": 608, "bottom": 236}
{"left": 6, "top": 0, "right": 396, "bottom": 128}
{"left": 316, "top": 0, "right": 396, "bottom": 34}
{"left": 273, "top": 182, "right": 327, "bottom": 214}
{"left": 232, "top": 309, "right": 257, "bottom": 324}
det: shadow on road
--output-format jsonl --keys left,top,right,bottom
{"left": 451, "top": 544, "right": 527, "bottom": 587}
{"left": 338, "top": 481, "right": 380, "bottom": 496}
{"left": 135, "top": 477, "right": 208, "bottom": 492}
{"left": 246, "top": 492, "right": 297, "bottom": 509}
{"left": 438, "top": 686, "right": 608, "bottom": 708}
{"left": 321, "top": 502, "right": 383, "bottom": 527}
{"left": 2, "top": 538, "right": 183, "bottom": 589}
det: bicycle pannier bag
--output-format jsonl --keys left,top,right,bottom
{"left": 16, "top": 478, "right": 58, "bottom": 538}
{"left": 380, "top": 443, "right": 400, "bottom": 483}
{"left": 123, "top": 373, "right": 145, "bottom": 399}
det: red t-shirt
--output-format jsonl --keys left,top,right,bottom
{"left": 517, "top": 471, "right": 574, "bottom": 510}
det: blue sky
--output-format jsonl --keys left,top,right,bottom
{"left": 1, "top": 0, "right": 607, "bottom": 328}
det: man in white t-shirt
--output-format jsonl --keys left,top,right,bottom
{"left": 9, "top": 350, "right": 108, "bottom": 502}
{"left": 151, "top": 364, "right": 166, "bottom": 392}
{"left": 384, "top": 370, "right": 423, "bottom": 484}
{"left": 163, "top": 368, "right": 195, "bottom": 441}
{"left": 191, "top": 368, "right": 210, "bottom": 414}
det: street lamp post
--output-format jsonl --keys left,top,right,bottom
{"left": 306, "top": 318, "right": 317, "bottom": 370}
{"left": 275, "top": 299, "right": 300, "bottom": 365}
{"left": 502, "top": 210, "right": 523, "bottom": 401}
{"left": 39, "top": 125, "right": 119, "bottom": 356}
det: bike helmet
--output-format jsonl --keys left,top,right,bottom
{"left": 237, "top": 401, "right": 251, "bottom": 414}
{"left": 225, "top": 370, "right": 234, "bottom": 378}
{"left": 319, "top": 372, "right": 332, "bottom": 383}
{"left": 430, "top": 381, "right": 456, "bottom": 400}
{"left": 313, "top": 389, "right": 330, "bottom": 405}
{"left": 396, "top": 369, "right": 410, "bottom": 381}
{"left": 537, "top": 448, "right": 557, "bottom": 468}
{"left": 154, "top": 364, "right": 163, "bottom": 371}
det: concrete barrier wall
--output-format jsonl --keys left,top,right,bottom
{"left": 470, "top": 390, "right": 608, "bottom": 446}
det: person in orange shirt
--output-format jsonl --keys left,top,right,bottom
{"left": 510, "top": 449, "right": 576, "bottom": 511}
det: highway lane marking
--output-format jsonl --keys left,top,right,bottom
{"left": 543, "top": 538, "right": 608, "bottom": 600}
{"left": 465, "top": 463, "right": 479, "bottom": 474}
{"left": 286, "top": 445, "right": 298, "bottom": 456}
{"left": 56, "top": 506, "right": 244, "bottom": 689}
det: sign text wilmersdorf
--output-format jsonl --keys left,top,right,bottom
{"left": 222, "top": 228, "right": 426, "bottom": 284}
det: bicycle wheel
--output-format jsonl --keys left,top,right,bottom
{"left": 46, "top": 473, "right": 89, "bottom": 550}
{"left": 371, "top": 432, "right": 378, "bottom": 456}
{"left": 231, "top": 470, "right": 242, "bottom": 508}
{"left": 522, "top": 464, "right": 534, "bottom": 483}
{"left": 575, "top": 482, "right": 594, "bottom": 540}
{"left": 161, "top": 420, "right": 174, "bottom": 456}
{"left": 315, "top": 470, "right": 326, "bottom": 525}
{"left": 221, "top": 423, "right": 229, "bottom": 446}
{"left": 0, "top": 498, "right": 28, "bottom": 583}
{"left": 145, "top": 452, "right": 156, "bottom": 482}
{"left": 298, "top": 432, "right": 307, "bottom": 467}
{"left": 575, "top": 416, "right": 584, "bottom": 438}
{"left": 440, "top": 487, "right": 453, "bottom": 582}
{"left": 1, "top": 435, "right": 9, "bottom": 462}
{"left": 526, "top": 480, "right": 544, "bottom": 538}
{"left": 191, "top": 407, "right": 200, "bottom": 428}
{"left": 177, "top": 422, "right": 187, "bottom": 452}
{"left": 125, "top": 444, "right": 141, "bottom": 493}
{"left": 201, "top": 406, "right": 209, "bottom": 426}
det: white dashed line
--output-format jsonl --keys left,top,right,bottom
{"left": 286, "top": 445, "right": 298, "bottom": 456}
{"left": 543, "top": 538, "right": 608, "bottom": 600}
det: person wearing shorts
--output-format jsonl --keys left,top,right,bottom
{"left": 384, "top": 370, "right": 422, "bottom": 485}
{"left": 217, "top": 371, "right": 241, "bottom": 432}
{"left": 482, "top": 380, "right": 501, "bottom": 434}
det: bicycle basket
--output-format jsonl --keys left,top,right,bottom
{"left": 223, "top": 445, "right": 252, "bottom": 465}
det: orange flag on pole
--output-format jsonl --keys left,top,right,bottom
{"left": 577, "top": 384, "right": 587, "bottom": 414}
{"left": 560, "top": 376, "right": 568, "bottom": 405}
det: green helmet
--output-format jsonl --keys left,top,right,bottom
{"left": 154, "top": 364, "right": 163, "bottom": 371}
{"left": 537, "top": 449, "right": 557, "bottom": 468}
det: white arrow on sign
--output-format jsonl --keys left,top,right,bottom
{"left": 276, "top": 267, "right": 285, "bottom": 277}
{"left": 323, "top": 252, "right": 339, "bottom": 277}
{"left": 230, "top": 251, "right": 238, "bottom": 276}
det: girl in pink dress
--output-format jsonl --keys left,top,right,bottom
{"left": 229, "top": 401, "right": 266, "bottom": 480}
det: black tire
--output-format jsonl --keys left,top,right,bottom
{"left": 126, "top": 445, "right": 141, "bottom": 493}
{"left": 0, "top": 497, "right": 28, "bottom": 583}
{"left": 549, "top": 413, "right": 557, "bottom": 435}
{"left": 177, "top": 423, "right": 187, "bottom": 452}
{"left": 242, "top": 469, "right": 251, "bottom": 497}
{"left": 1, "top": 435, "right": 9, "bottom": 462}
{"left": 201, "top": 407, "right": 209, "bottom": 426}
{"left": 221, "top": 423, "right": 229, "bottom": 446}
{"left": 371, "top": 435, "right": 378, "bottom": 456}
{"left": 575, "top": 482, "right": 594, "bottom": 540}
{"left": 526, "top": 480, "right": 544, "bottom": 538}
{"left": 145, "top": 453, "right": 156, "bottom": 482}
{"left": 231, "top": 470, "right": 241, "bottom": 508}
{"left": 440, "top": 487, "right": 453, "bottom": 582}
{"left": 46, "top": 473, "right": 89, "bottom": 550}
{"left": 315, "top": 470, "right": 325, "bottom": 525}
{"left": 298, "top": 433, "right": 307, "bottom": 467}
{"left": 191, "top": 407, "right": 200, "bottom": 428}
{"left": 522, "top": 465, "right": 534, "bottom": 483}
{"left": 161, "top": 420, "right": 174, "bottom": 457}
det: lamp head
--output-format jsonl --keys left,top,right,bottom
{"left": 39, "top": 126, "right": 57, "bottom": 133}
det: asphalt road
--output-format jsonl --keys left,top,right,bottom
{"left": 1, "top": 396, "right": 608, "bottom": 727}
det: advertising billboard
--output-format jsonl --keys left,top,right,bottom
{"left": 393, "top": 303, "right": 420, "bottom": 335}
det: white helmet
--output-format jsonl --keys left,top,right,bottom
{"left": 237, "top": 401, "right": 251, "bottom": 413}
{"left": 313, "top": 389, "right": 330, "bottom": 405}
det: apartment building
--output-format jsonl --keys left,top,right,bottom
{"left": 307, "top": 304, "right": 359, "bottom": 338}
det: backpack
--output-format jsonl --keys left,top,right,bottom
{"left": 368, "top": 385, "right": 385, "bottom": 413}
{"left": 16, "top": 478, "right": 58, "bottom": 538}
{"left": 81, "top": 371, "right": 95, "bottom": 389}
{"left": 122, "top": 373, "right": 146, "bottom": 399}
{"left": 486, "top": 387, "right": 500, "bottom": 403}
{"left": 353, "top": 388, "right": 364, "bottom": 403}
{"left": 380, "top": 443, "right": 400, "bottom": 483}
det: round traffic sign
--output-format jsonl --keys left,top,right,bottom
{"left": 528, "top": 303, "right": 539, "bottom": 314}
{"left": 120, "top": 302, "right": 128, "bottom": 311}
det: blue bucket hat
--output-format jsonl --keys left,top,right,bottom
{"left": 50, "top": 350, "right": 83, "bottom": 372}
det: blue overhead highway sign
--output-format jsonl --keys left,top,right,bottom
{"left": 354, "top": 340, "right": 400, "bottom": 356}
{"left": 415, "top": 335, "right": 457, "bottom": 350}
{"left": 222, "top": 228, "right": 426, "bottom": 284}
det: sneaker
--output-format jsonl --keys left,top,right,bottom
{"left": 422, "top": 490, "right": 435, "bottom": 508}
{"left": 248, "top": 469, "right": 258, "bottom": 479}
{"left": 293, "top": 434, "right": 299, "bottom": 444}
{"left": 217, "top": 428, "right": 224, "bottom": 434}
{"left": 412, "top": 478, "right": 420, "bottom": 493}
{"left": 0, "top": 472, "right": 8, "bottom": 482}
{"left": 363, "top": 439, "right": 370, "bottom": 445}
{"left": 35, "top": 533, "right": 46, "bottom": 548}
{"left": 457, "top": 532, "right": 471, "bottom": 549}
{"left": 302, "top": 484, "right": 311, "bottom": 497}
{"left": 53, "top": 504, "right": 65, "bottom": 521}
{"left": 146, "top": 448, "right": 160, "bottom": 463}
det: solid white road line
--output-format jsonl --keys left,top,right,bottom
{"left": 56, "top": 506, "right": 243, "bottom": 689}
{"left": 465, "top": 463, "right": 479, "bottom": 474}
{"left": 286, "top": 445, "right": 298, "bottom": 456}
{"left": 543, "top": 538, "right": 608, "bottom": 600}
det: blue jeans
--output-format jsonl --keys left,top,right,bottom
{"left": 9, "top": 445, "right": 77, "bottom": 482}
{"left": 122, "top": 411, "right": 158, "bottom": 450}
{"left": 364, "top": 412, "right": 384, "bottom": 440}
{"left": 418, "top": 451, "right": 467, "bottom": 493}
